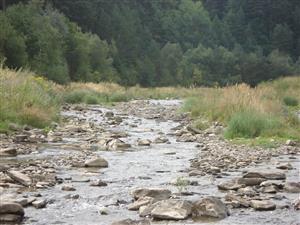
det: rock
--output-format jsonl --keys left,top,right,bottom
{"left": 276, "top": 163, "right": 293, "bottom": 170}
{"left": 111, "top": 219, "right": 150, "bottom": 225}
{"left": 186, "top": 125, "right": 202, "bottom": 134}
{"left": 107, "top": 139, "right": 131, "bottom": 150}
{"left": 176, "top": 133, "right": 196, "bottom": 142}
{"left": 286, "top": 139, "right": 296, "bottom": 146}
{"left": 260, "top": 180, "right": 285, "bottom": 189}
{"left": 0, "top": 202, "right": 24, "bottom": 222}
{"left": 192, "top": 197, "right": 229, "bottom": 219}
{"left": 61, "top": 184, "right": 76, "bottom": 191}
{"left": 105, "top": 111, "right": 114, "bottom": 118}
{"left": 188, "top": 170, "right": 204, "bottom": 177}
{"left": 14, "top": 134, "right": 28, "bottom": 142}
{"left": 284, "top": 182, "right": 300, "bottom": 193}
{"left": 85, "top": 157, "right": 108, "bottom": 167}
{"left": 292, "top": 197, "right": 300, "bottom": 210}
{"left": 0, "top": 148, "right": 17, "bottom": 157}
{"left": 90, "top": 179, "right": 108, "bottom": 187}
{"left": 132, "top": 188, "right": 171, "bottom": 201}
{"left": 218, "top": 179, "right": 243, "bottom": 190}
{"left": 151, "top": 199, "right": 192, "bottom": 220}
{"left": 243, "top": 171, "right": 286, "bottom": 180}
{"left": 250, "top": 200, "right": 276, "bottom": 211}
{"left": 154, "top": 136, "right": 168, "bottom": 143}
{"left": 224, "top": 194, "right": 250, "bottom": 208}
{"left": 237, "top": 187, "right": 257, "bottom": 197}
{"left": 6, "top": 170, "right": 32, "bottom": 186}
{"left": 98, "top": 206, "right": 109, "bottom": 215}
{"left": 237, "top": 177, "right": 265, "bottom": 186}
{"left": 262, "top": 185, "right": 277, "bottom": 193}
{"left": 128, "top": 196, "right": 154, "bottom": 211}
{"left": 138, "top": 139, "right": 151, "bottom": 146}
{"left": 32, "top": 199, "right": 47, "bottom": 209}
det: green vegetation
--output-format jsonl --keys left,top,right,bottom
{"left": 1, "top": 0, "right": 300, "bottom": 87}
{"left": 0, "top": 67, "right": 60, "bottom": 132}
{"left": 283, "top": 96, "right": 299, "bottom": 106}
{"left": 183, "top": 76, "right": 300, "bottom": 144}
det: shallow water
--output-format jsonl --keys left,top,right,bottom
{"left": 1, "top": 100, "right": 299, "bottom": 225}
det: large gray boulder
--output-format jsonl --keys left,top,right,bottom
{"left": 0, "top": 202, "right": 24, "bottom": 223}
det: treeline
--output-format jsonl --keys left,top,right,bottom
{"left": 1, "top": 0, "right": 300, "bottom": 86}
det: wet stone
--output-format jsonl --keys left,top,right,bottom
{"left": 132, "top": 188, "right": 171, "bottom": 201}
{"left": 89, "top": 179, "right": 108, "bottom": 187}
{"left": 250, "top": 200, "right": 276, "bottom": 211}
{"left": 61, "top": 184, "right": 76, "bottom": 191}
{"left": 6, "top": 170, "right": 32, "bottom": 186}
{"left": 243, "top": 171, "right": 286, "bottom": 180}
{"left": 84, "top": 157, "right": 108, "bottom": 167}
{"left": 284, "top": 182, "right": 300, "bottom": 193}
{"left": 32, "top": 199, "right": 47, "bottom": 209}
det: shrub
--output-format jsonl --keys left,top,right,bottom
{"left": 63, "top": 90, "right": 88, "bottom": 103}
{"left": 84, "top": 95, "right": 99, "bottom": 104}
{"left": 283, "top": 96, "right": 298, "bottom": 106}
{"left": 224, "top": 111, "right": 281, "bottom": 139}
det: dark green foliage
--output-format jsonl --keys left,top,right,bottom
{"left": 224, "top": 111, "right": 281, "bottom": 138}
{"left": 1, "top": 0, "right": 300, "bottom": 86}
{"left": 283, "top": 96, "right": 299, "bottom": 106}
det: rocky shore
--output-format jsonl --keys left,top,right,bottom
{"left": 0, "top": 100, "right": 299, "bottom": 225}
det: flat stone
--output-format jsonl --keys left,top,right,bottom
{"left": 6, "top": 170, "right": 32, "bottom": 186}
{"left": 237, "top": 178, "right": 265, "bottom": 186}
{"left": 132, "top": 188, "right": 171, "bottom": 201}
{"left": 61, "top": 184, "right": 76, "bottom": 191}
{"left": 128, "top": 196, "right": 154, "bottom": 211}
{"left": 84, "top": 157, "right": 108, "bottom": 167}
{"left": 151, "top": 199, "right": 192, "bottom": 220}
{"left": 111, "top": 219, "right": 150, "bottom": 225}
{"left": 276, "top": 163, "right": 293, "bottom": 170}
{"left": 138, "top": 139, "right": 151, "bottom": 146}
{"left": 0, "top": 148, "right": 17, "bottom": 157}
{"left": 262, "top": 185, "right": 277, "bottom": 193}
{"left": 176, "top": 133, "right": 196, "bottom": 142}
{"left": 90, "top": 179, "right": 107, "bottom": 187}
{"left": 224, "top": 194, "right": 250, "bottom": 208}
{"left": 284, "top": 182, "right": 300, "bottom": 193}
{"left": 154, "top": 136, "right": 169, "bottom": 143}
{"left": 0, "top": 214, "right": 23, "bottom": 223}
{"left": 243, "top": 172, "right": 286, "bottom": 180}
{"left": 32, "top": 199, "right": 47, "bottom": 209}
{"left": 218, "top": 179, "right": 244, "bottom": 190}
{"left": 250, "top": 200, "right": 276, "bottom": 210}
{"left": 192, "top": 196, "right": 229, "bottom": 219}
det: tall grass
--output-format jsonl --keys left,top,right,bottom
{"left": 0, "top": 67, "right": 60, "bottom": 132}
{"left": 183, "top": 77, "right": 300, "bottom": 141}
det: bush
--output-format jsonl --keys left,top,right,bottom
{"left": 283, "top": 96, "right": 298, "bottom": 106}
{"left": 84, "top": 95, "right": 99, "bottom": 104}
{"left": 224, "top": 111, "right": 281, "bottom": 139}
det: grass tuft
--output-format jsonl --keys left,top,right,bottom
{"left": 283, "top": 96, "right": 298, "bottom": 106}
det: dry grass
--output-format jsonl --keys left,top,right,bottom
{"left": 0, "top": 67, "right": 60, "bottom": 131}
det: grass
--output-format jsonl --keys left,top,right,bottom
{"left": 183, "top": 76, "right": 300, "bottom": 144}
{"left": 0, "top": 67, "right": 60, "bottom": 132}
{"left": 1, "top": 65, "right": 299, "bottom": 145}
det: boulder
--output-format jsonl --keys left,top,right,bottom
{"left": 250, "top": 200, "right": 276, "bottom": 211}
{"left": 151, "top": 199, "right": 192, "bottom": 220}
{"left": 111, "top": 219, "right": 150, "bottom": 225}
{"left": 276, "top": 163, "right": 293, "bottom": 170}
{"left": 61, "top": 184, "right": 76, "bottom": 191}
{"left": 262, "top": 185, "right": 277, "bottom": 193}
{"left": 243, "top": 171, "right": 286, "bottom": 180}
{"left": 90, "top": 179, "right": 108, "bottom": 187}
{"left": 84, "top": 157, "right": 108, "bottom": 167}
{"left": 0, "top": 202, "right": 24, "bottom": 223}
{"left": 224, "top": 194, "right": 250, "bottom": 208}
{"left": 132, "top": 188, "right": 171, "bottom": 201}
{"left": 6, "top": 170, "right": 32, "bottom": 186}
{"left": 192, "top": 197, "right": 229, "bottom": 219}
{"left": 107, "top": 139, "right": 131, "bottom": 150}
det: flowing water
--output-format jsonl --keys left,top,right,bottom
{"left": 1, "top": 100, "right": 299, "bottom": 225}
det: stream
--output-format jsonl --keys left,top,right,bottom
{"left": 0, "top": 100, "right": 299, "bottom": 225}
